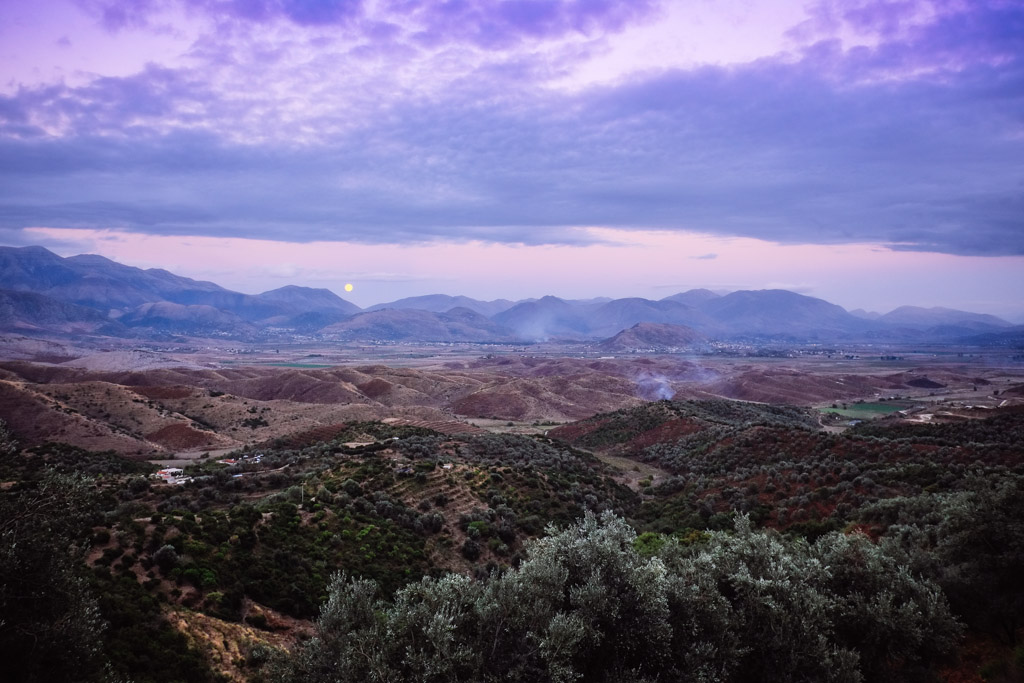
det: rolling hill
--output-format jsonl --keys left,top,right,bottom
{"left": 597, "top": 322, "right": 707, "bottom": 352}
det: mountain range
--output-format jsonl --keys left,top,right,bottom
{"left": 0, "top": 245, "right": 1019, "bottom": 345}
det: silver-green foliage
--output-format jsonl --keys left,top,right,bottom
{"left": 664, "top": 517, "right": 857, "bottom": 683}
{"left": 274, "top": 512, "right": 960, "bottom": 683}
{"left": 870, "top": 475, "right": 1024, "bottom": 645}
{"left": 0, "top": 418, "right": 17, "bottom": 457}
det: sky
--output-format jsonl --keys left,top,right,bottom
{"left": 1, "top": 0, "right": 1022, "bottom": 320}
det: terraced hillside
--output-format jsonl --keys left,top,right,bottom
{"left": 4, "top": 398, "right": 1024, "bottom": 682}
{"left": 0, "top": 420, "right": 636, "bottom": 682}
{"left": 550, "top": 399, "right": 1024, "bottom": 538}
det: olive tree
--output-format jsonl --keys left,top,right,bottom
{"left": 274, "top": 513, "right": 961, "bottom": 683}
{"left": 0, "top": 472, "right": 108, "bottom": 683}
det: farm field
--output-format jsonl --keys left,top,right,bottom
{"left": 820, "top": 400, "right": 912, "bottom": 418}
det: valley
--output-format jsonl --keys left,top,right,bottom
{"left": 2, "top": 246, "right": 1024, "bottom": 682}
{"left": 3, "top": 368, "right": 1022, "bottom": 682}
{"left": 1, "top": 335, "right": 1020, "bottom": 459}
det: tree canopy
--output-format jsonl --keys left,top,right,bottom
{"left": 272, "top": 512, "right": 961, "bottom": 683}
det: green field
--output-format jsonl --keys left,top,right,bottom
{"left": 821, "top": 402, "right": 907, "bottom": 419}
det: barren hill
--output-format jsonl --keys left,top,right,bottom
{"left": 2, "top": 346, "right": 1020, "bottom": 456}
{"left": 598, "top": 322, "right": 707, "bottom": 352}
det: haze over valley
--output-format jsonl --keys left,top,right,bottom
{"left": 1, "top": 243, "right": 1021, "bottom": 467}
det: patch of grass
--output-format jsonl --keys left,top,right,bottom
{"left": 822, "top": 403, "right": 905, "bottom": 418}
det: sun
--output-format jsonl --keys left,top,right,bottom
{"left": 344, "top": 283, "right": 354, "bottom": 292}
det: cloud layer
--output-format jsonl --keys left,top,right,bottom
{"left": 0, "top": 0, "right": 1021, "bottom": 256}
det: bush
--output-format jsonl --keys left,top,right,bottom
{"left": 154, "top": 544, "right": 180, "bottom": 573}
{"left": 274, "top": 512, "right": 961, "bottom": 683}
{"left": 461, "top": 538, "right": 481, "bottom": 561}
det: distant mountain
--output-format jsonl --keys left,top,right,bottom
{"left": 661, "top": 289, "right": 721, "bottom": 307}
{"left": 119, "top": 302, "right": 254, "bottom": 335}
{"left": 0, "top": 245, "right": 1015, "bottom": 345}
{"left": 879, "top": 306, "right": 1013, "bottom": 331}
{"left": 598, "top": 322, "right": 707, "bottom": 352}
{"left": 0, "top": 246, "right": 231, "bottom": 312}
{"left": 367, "top": 294, "right": 516, "bottom": 317}
{"left": 253, "top": 285, "right": 361, "bottom": 326}
{"left": 495, "top": 289, "right": 876, "bottom": 342}
{"left": 320, "top": 307, "right": 517, "bottom": 342}
{"left": 256, "top": 285, "right": 361, "bottom": 315}
{"left": 849, "top": 308, "right": 882, "bottom": 320}
{"left": 492, "top": 296, "right": 595, "bottom": 340}
{"left": 0, "top": 289, "right": 127, "bottom": 336}
{"left": 959, "top": 326, "right": 1024, "bottom": 347}
{"left": 281, "top": 310, "right": 357, "bottom": 332}
{"left": 0, "top": 246, "right": 360, "bottom": 329}
{"left": 699, "top": 290, "right": 874, "bottom": 339}
{"left": 566, "top": 297, "right": 614, "bottom": 306}
{"left": 588, "top": 298, "right": 717, "bottom": 338}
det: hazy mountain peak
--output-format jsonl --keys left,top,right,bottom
{"left": 65, "top": 253, "right": 118, "bottom": 266}
{"left": 849, "top": 308, "right": 882, "bottom": 320}
{"left": 697, "top": 288, "right": 868, "bottom": 339}
{"left": 258, "top": 284, "right": 353, "bottom": 304}
{"left": 0, "top": 245, "right": 1015, "bottom": 344}
{"left": 261, "top": 284, "right": 332, "bottom": 295}
{"left": 661, "top": 288, "right": 722, "bottom": 306}
{"left": 8, "top": 245, "right": 60, "bottom": 257}
{"left": 365, "top": 294, "right": 516, "bottom": 317}
{"left": 880, "top": 305, "right": 1013, "bottom": 329}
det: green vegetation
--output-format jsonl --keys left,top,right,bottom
{"left": 821, "top": 402, "right": 906, "bottom": 418}
{"left": 270, "top": 513, "right": 959, "bottom": 683}
{"left": 558, "top": 399, "right": 818, "bottom": 451}
{"left": 1, "top": 401, "right": 1022, "bottom": 682}
{"left": 93, "top": 567, "right": 219, "bottom": 683}
{"left": 0, "top": 472, "right": 109, "bottom": 683}
{"left": 852, "top": 412, "right": 1024, "bottom": 446}
{"left": 551, "top": 400, "right": 1024, "bottom": 543}
{"left": 1, "top": 441, "right": 155, "bottom": 479}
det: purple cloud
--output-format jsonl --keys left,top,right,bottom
{"left": 2, "top": 0, "right": 1021, "bottom": 256}
{"left": 75, "top": 0, "right": 656, "bottom": 41}
{"left": 402, "top": 0, "right": 659, "bottom": 49}
{"left": 793, "top": 0, "right": 1023, "bottom": 77}
{"left": 793, "top": 0, "right": 926, "bottom": 41}
{"left": 76, "top": 0, "right": 366, "bottom": 29}
{"left": 235, "top": 0, "right": 365, "bottom": 26}
{"left": 842, "top": 1, "right": 923, "bottom": 38}
{"left": 0, "top": 65, "right": 213, "bottom": 140}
